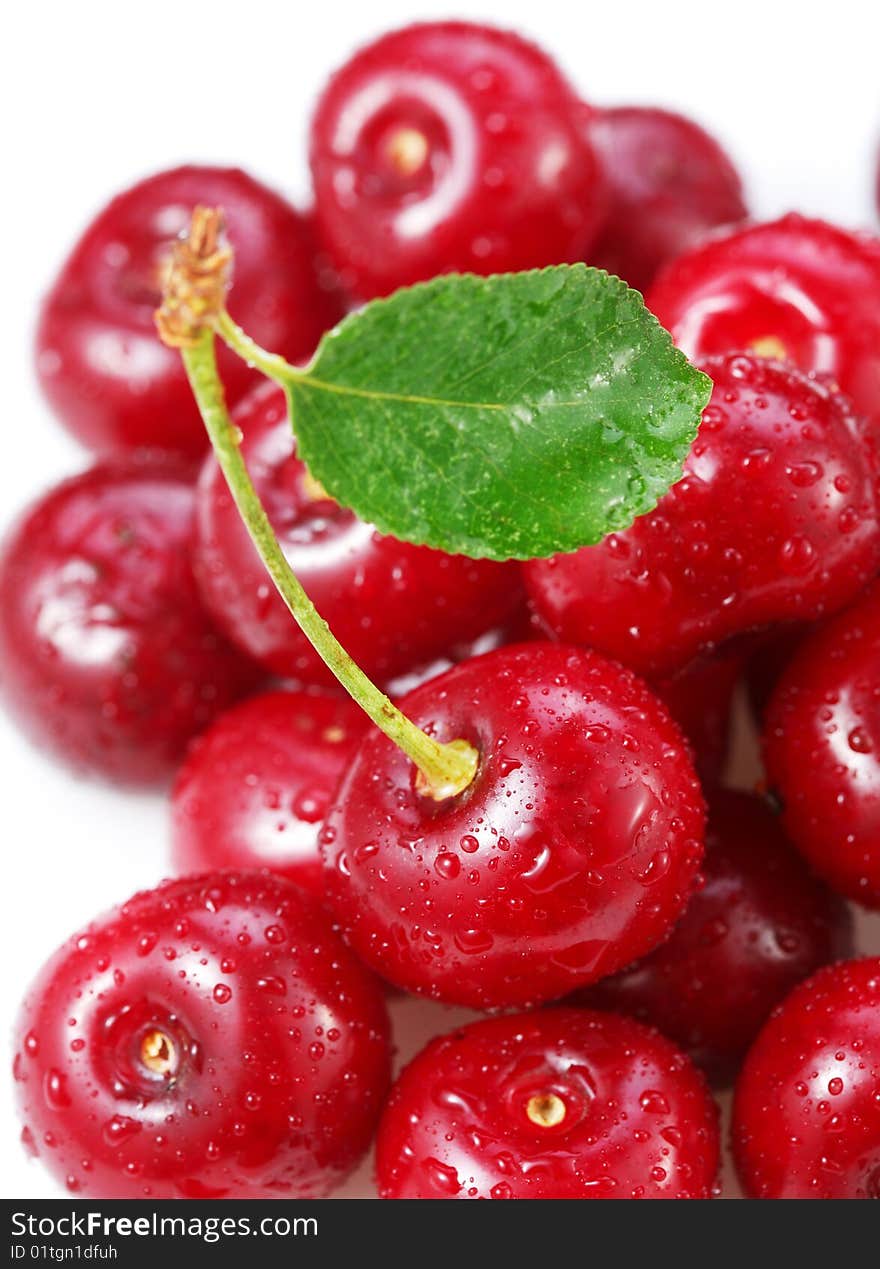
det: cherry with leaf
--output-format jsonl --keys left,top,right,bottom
{"left": 155, "top": 207, "right": 710, "bottom": 1006}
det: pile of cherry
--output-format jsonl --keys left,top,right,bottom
{"left": 5, "top": 20, "right": 880, "bottom": 1201}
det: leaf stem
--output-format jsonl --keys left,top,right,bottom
{"left": 215, "top": 309, "right": 296, "bottom": 384}
{"left": 180, "top": 332, "right": 478, "bottom": 800}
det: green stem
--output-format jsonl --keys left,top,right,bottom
{"left": 182, "top": 332, "right": 478, "bottom": 800}
{"left": 216, "top": 309, "right": 298, "bottom": 384}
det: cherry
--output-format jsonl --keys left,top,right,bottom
{"left": 575, "top": 789, "right": 853, "bottom": 1084}
{"left": 194, "top": 383, "right": 524, "bottom": 688}
{"left": 36, "top": 166, "right": 343, "bottom": 458}
{"left": 171, "top": 688, "right": 366, "bottom": 896}
{"left": 654, "top": 650, "right": 742, "bottom": 783}
{"left": 12, "top": 871, "right": 391, "bottom": 1199}
{"left": 764, "top": 579, "right": 880, "bottom": 908}
{"left": 646, "top": 214, "right": 880, "bottom": 429}
{"left": 309, "top": 21, "right": 605, "bottom": 298}
{"left": 375, "top": 1008, "right": 719, "bottom": 1198}
{"left": 588, "top": 106, "right": 746, "bottom": 294}
{"left": 732, "top": 957, "right": 880, "bottom": 1198}
{"left": 321, "top": 641, "right": 705, "bottom": 1009}
{"left": 523, "top": 353, "right": 880, "bottom": 678}
{"left": 0, "top": 457, "right": 258, "bottom": 784}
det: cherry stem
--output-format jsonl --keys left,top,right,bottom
{"left": 215, "top": 308, "right": 293, "bottom": 385}
{"left": 526, "top": 1092, "right": 566, "bottom": 1128}
{"left": 157, "top": 207, "right": 478, "bottom": 798}
{"left": 175, "top": 323, "right": 477, "bottom": 800}
{"left": 140, "top": 1028, "right": 177, "bottom": 1079}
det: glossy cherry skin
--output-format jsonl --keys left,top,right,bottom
{"left": 309, "top": 21, "right": 605, "bottom": 298}
{"left": 321, "top": 642, "right": 705, "bottom": 1009}
{"left": 376, "top": 1008, "right": 719, "bottom": 1198}
{"left": 12, "top": 871, "right": 391, "bottom": 1199}
{"left": 588, "top": 106, "right": 746, "bottom": 294}
{"left": 171, "top": 689, "right": 366, "bottom": 896}
{"left": 575, "top": 790, "right": 853, "bottom": 1084}
{"left": 765, "top": 580, "right": 880, "bottom": 908}
{"left": 0, "top": 459, "right": 258, "bottom": 784}
{"left": 36, "top": 166, "right": 343, "bottom": 458}
{"left": 523, "top": 353, "right": 880, "bottom": 678}
{"left": 647, "top": 214, "right": 880, "bottom": 428}
{"left": 654, "top": 650, "right": 742, "bottom": 783}
{"left": 733, "top": 957, "right": 880, "bottom": 1198}
{"left": 194, "top": 383, "right": 523, "bottom": 688}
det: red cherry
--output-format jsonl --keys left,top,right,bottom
{"left": 309, "top": 21, "right": 605, "bottom": 298}
{"left": 321, "top": 642, "right": 705, "bottom": 1009}
{"left": 654, "top": 650, "right": 742, "bottom": 783}
{"left": 0, "top": 458, "right": 257, "bottom": 784}
{"left": 376, "top": 1008, "right": 719, "bottom": 1198}
{"left": 765, "top": 579, "right": 880, "bottom": 907}
{"left": 171, "top": 689, "right": 366, "bottom": 896}
{"left": 588, "top": 106, "right": 746, "bottom": 294}
{"left": 523, "top": 353, "right": 880, "bottom": 678}
{"left": 12, "top": 872, "right": 391, "bottom": 1198}
{"left": 575, "top": 789, "right": 853, "bottom": 1083}
{"left": 194, "top": 383, "right": 523, "bottom": 688}
{"left": 733, "top": 957, "right": 880, "bottom": 1198}
{"left": 647, "top": 214, "right": 880, "bottom": 429}
{"left": 35, "top": 166, "right": 343, "bottom": 458}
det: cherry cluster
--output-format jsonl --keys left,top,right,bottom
{"left": 5, "top": 21, "right": 880, "bottom": 1201}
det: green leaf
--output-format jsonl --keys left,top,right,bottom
{"left": 283, "top": 265, "right": 711, "bottom": 561}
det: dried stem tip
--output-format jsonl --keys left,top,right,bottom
{"left": 154, "top": 206, "right": 232, "bottom": 348}
{"left": 140, "top": 1027, "right": 178, "bottom": 1079}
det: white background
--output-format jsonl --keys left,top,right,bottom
{"left": 2, "top": 0, "right": 879, "bottom": 1200}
